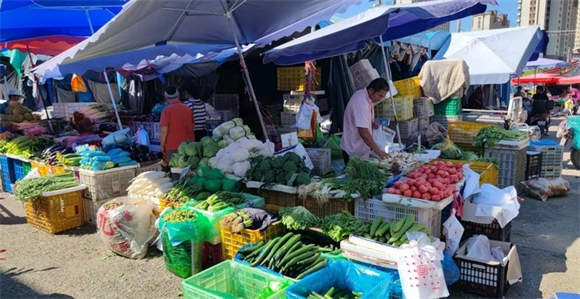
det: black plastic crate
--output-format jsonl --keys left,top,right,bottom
{"left": 455, "top": 242, "right": 513, "bottom": 298}
{"left": 525, "top": 151, "right": 542, "bottom": 180}
{"left": 461, "top": 220, "right": 512, "bottom": 242}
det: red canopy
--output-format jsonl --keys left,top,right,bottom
{"left": 3, "top": 36, "right": 84, "bottom": 56}
{"left": 512, "top": 73, "right": 560, "bottom": 85}
{"left": 557, "top": 75, "right": 580, "bottom": 85}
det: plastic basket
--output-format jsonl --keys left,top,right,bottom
{"left": 277, "top": 66, "right": 321, "bottom": 91}
{"left": 448, "top": 121, "right": 497, "bottom": 145}
{"left": 82, "top": 197, "right": 107, "bottom": 226}
{"left": 539, "top": 165, "right": 562, "bottom": 178}
{"left": 1, "top": 172, "right": 12, "bottom": 193}
{"left": 280, "top": 111, "right": 296, "bottom": 127}
{"left": 161, "top": 231, "right": 203, "bottom": 278}
{"left": 460, "top": 219, "right": 512, "bottom": 242}
{"left": 483, "top": 147, "right": 527, "bottom": 188}
{"left": 434, "top": 97, "right": 462, "bottom": 115}
{"left": 78, "top": 165, "right": 137, "bottom": 201}
{"left": 303, "top": 196, "right": 355, "bottom": 218}
{"left": 394, "top": 76, "right": 422, "bottom": 98}
{"left": 375, "top": 96, "right": 414, "bottom": 121}
{"left": 31, "top": 160, "right": 51, "bottom": 177}
{"left": 413, "top": 97, "right": 434, "bottom": 117}
{"left": 305, "top": 148, "right": 331, "bottom": 176}
{"left": 417, "top": 116, "right": 431, "bottom": 132}
{"left": 528, "top": 143, "right": 563, "bottom": 168}
{"left": 525, "top": 151, "right": 542, "bottom": 180}
{"left": 0, "top": 155, "right": 14, "bottom": 186}
{"left": 12, "top": 159, "right": 29, "bottom": 181}
{"left": 25, "top": 186, "right": 85, "bottom": 234}
{"left": 432, "top": 115, "right": 462, "bottom": 129}
{"left": 136, "top": 161, "right": 162, "bottom": 176}
{"left": 260, "top": 190, "right": 298, "bottom": 212}
{"left": 182, "top": 260, "right": 293, "bottom": 299}
{"left": 220, "top": 221, "right": 283, "bottom": 260}
{"left": 455, "top": 241, "right": 513, "bottom": 298}
{"left": 434, "top": 159, "right": 498, "bottom": 186}
{"left": 390, "top": 117, "right": 418, "bottom": 140}
{"left": 355, "top": 197, "right": 446, "bottom": 237}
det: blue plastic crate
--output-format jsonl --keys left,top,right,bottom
{"left": 13, "top": 159, "right": 25, "bottom": 181}
{"left": 2, "top": 172, "right": 13, "bottom": 193}
{"left": 0, "top": 155, "right": 15, "bottom": 183}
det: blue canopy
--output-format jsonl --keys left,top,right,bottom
{"left": 0, "top": 0, "right": 126, "bottom": 42}
{"left": 263, "top": 0, "right": 496, "bottom": 65}
{"left": 395, "top": 31, "right": 451, "bottom": 51}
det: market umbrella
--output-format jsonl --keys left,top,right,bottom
{"left": 2, "top": 36, "right": 85, "bottom": 56}
{"left": 510, "top": 72, "right": 559, "bottom": 85}
{"left": 33, "top": 0, "right": 363, "bottom": 140}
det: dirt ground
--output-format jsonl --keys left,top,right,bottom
{"left": 1, "top": 125, "right": 579, "bottom": 299}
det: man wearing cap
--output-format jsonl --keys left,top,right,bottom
{"left": 0, "top": 89, "right": 24, "bottom": 114}
{"left": 159, "top": 86, "right": 194, "bottom": 168}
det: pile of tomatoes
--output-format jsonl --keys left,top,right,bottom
{"left": 386, "top": 161, "right": 463, "bottom": 201}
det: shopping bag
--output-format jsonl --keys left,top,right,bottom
{"left": 397, "top": 232, "right": 449, "bottom": 299}
{"left": 442, "top": 209, "right": 464, "bottom": 255}
{"left": 71, "top": 74, "right": 88, "bottom": 93}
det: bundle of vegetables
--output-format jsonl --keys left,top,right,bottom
{"left": 56, "top": 152, "right": 82, "bottom": 166}
{"left": 194, "top": 191, "right": 245, "bottom": 212}
{"left": 246, "top": 152, "right": 312, "bottom": 186}
{"left": 321, "top": 211, "right": 363, "bottom": 242}
{"left": 169, "top": 136, "right": 219, "bottom": 168}
{"left": 474, "top": 126, "right": 527, "bottom": 147}
{"left": 279, "top": 206, "right": 321, "bottom": 231}
{"left": 238, "top": 232, "right": 328, "bottom": 279}
{"left": 0, "top": 136, "right": 54, "bottom": 159}
{"left": 212, "top": 118, "right": 255, "bottom": 145}
{"left": 221, "top": 211, "right": 254, "bottom": 233}
{"left": 127, "top": 171, "right": 173, "bottom": 198}
{"left": 162, "top": 182, "right": 206, "bottom": 206}
{"left": 188, "top": 167, "right": 239, "bottom": 193}
{"left": 209, "top": 137, "right": 272, "bottom": 178}
{"left": 78, "top": 149, "right": 114, "bottom": 171}
{"left": 345, "top": 156, "right": 390, "bottom": 181}
{"left": 386, "top": 161, "right": 462, "bottom": 201}
{"left": 106, "top": 148, "right": 137, "bottom": 167}
{"left": 324, "top": 178, "right": 385, "bottom": 200}
{"left": 75, "top": 104, "right": 112, "bottom": 124}
{"left": 40, "top": 143, "right": 71, "bottom": 166}
{"left": 369, "top": 151, "right": 418, "bottom": 174}
{"left": 307, "top": 287, "right": 363, "bottom": 299}
{"left": 14, "top": 173, "right": 79, "bottom": 201}
{"left": 431, "top": 136, "right": 463, "bottom": 159}
{"left": 162, "top": 208, "right": 198, "bottom": 223}
{"left": 461, "top": 151, "right": 500, "bottom": 167}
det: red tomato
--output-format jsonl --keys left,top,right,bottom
{"left": 432, "top": 195, "right": 441, "bottom": 201}
{"left": 386, "top": 188, "right": 397, "bottom": 194}
{"left": 400, "top": 183, "right": 409, "bottom": 191}
{"left": 436, "top": 170, "right": 446, "bottom": 176}
{"left": 418, "top": 185, "right": 428, "bottom": 193}
{"left": 394, "top": 189, "right": 402, "bottom": 195}
{"left": 422, "top": 193, "right": 431, "bottom": 200}
{"left": 413, "top": 191, "right": 421, "bottom": 198}
{"left": 403, "top": 190, "right": 413, "bottom": 197}
{"left": 411, "top": 186, "right": 417, "bottom": 192}
{"left": 394, "top": 181, "right": 402, "bottom": 189}
{"left": 430, "top": 187, "right": 440, "bottom": 195}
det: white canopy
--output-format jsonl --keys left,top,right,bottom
{"left": 434, "top": 26, "right": 543, "bottom": 85}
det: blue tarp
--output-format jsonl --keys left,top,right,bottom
{"left": 395, "top": 31, "right": 451, "bottom": 51}
{"left": 263, "top": 0, "right": 495, "bottom": 65}
{"left": 0, "top": 0, "right": 126, "bottom": 42}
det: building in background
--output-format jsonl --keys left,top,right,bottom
{"left": 394, "top": 0, "right": 450, "bottom": 31}
{"left": 471, "top": 10, "right": 510, "bottom": 31}
{"left": 518, "top": 0, "right": 579, "bottom": 59}
{"left": 575, "top": 4, "right": 580, "bottom": 53}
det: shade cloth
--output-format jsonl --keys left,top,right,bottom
{"left": 263, "top": 0, "right": 495, "bottom": 65}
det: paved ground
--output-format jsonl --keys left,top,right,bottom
{"left": 1, "top": 123, "right": 579, "bottom": 299}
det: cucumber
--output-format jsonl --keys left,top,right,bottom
{"left": 262, "top": 233, "right": 292, "bottom": 267}
{"left": 273, "top": 233, "right": 301, "bottom": 261}
{"left": 296, "top": 253, "right": 320, "bottom": 265}
{"left": 251, "top": 237, "right": 279, "bottom": 266}
{"left": 392, "top": 215, "right": 415, "bottom": 241}
{"left": 276, "top": 242, "right": 302, "bottom": 268}
{"left": 278, "top": 244, "right": 314, "bottom": 267}
{"left": 390, "top": 217, "right": 406, "bottom": 234}
{"left": 375, "top": 222, "right": 390, "bottom": 236}
{"left": 296, "top": 259, "right": 328, "bottom": 279}
{"left": 239, "top": 241, "right": 264, "bottom": 255}
{"left": 280, "top": 250, "right": 315, "bottom": 274}
{"left": 370, "top": 217, "right": 383, "bottom": 236}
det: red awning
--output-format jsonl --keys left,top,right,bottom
{"left": 512, "top": 73, "right": 560, "bottom": 85}
{"left": 3, "top": 36, "right": 84, "bottom": 56}
{"left": 557, "top": 75, "right": 580, "bottom": 85}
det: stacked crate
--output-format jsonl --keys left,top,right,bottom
{"left": 528, "top": 141, "right": 563, "bottom": 178}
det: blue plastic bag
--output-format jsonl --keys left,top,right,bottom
{"left": 286, "top": 260, "right": 401, "bottom": 299}
{"left": 442, "top": 251, "right": 460, "bottom": 286}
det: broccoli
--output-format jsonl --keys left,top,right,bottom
{"left": 258, "top": 159, "right": 272, "bottom": 171}
{"left": 276, "top": 172, "right": 287, "bottom": 184}
{"left": 284, "top": 152, "right": 302, "bottom": 165}
{"left": 295, "top": 172, "right": 311, "bottom": 186}
{"left": 263, "top": 170, "right": 275, "bottom": 183}
{"left": 271, "top": 156, "right": 284, "bottom": 168}
{"left": 282, "top": 161, "right": 298, "bottom": 173}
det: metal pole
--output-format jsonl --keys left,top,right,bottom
{"left": 226, "top": 13, "right": 269, "bottom": 141}
{"left": 379, "top": 35, "right": 402, "bottom": 145}
{"left": 103, "top": 70, "right": 123, "bottom": 130}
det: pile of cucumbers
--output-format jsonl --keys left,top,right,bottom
{"left": 194, "top": 191, "right": 245, "bottom": 212}
{"left": 238, "top": 232, "right": 328, "bottom": 279}
{"left": 307, "top": 287, "right": 363, "bottom": 299}
{"left": 355, "top": 214, "right": 431, "bottom": 246}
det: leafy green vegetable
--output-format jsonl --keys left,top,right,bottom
{"left": 247, "top": 152, "right": 311, "bottom": 186}
{"left": 162, "top": 209, "right": 198, "bottom": 223}
{"left": 345, "top": 157, "right": 390, "bottom": 181}
{"left": 14, "top": 173, "right": 79, "bottom": 201}
{"left": 279, "top": 206, "right": 321, "bottom": 230}
{"left": 323, "top": 178, "right": 384, "bottom": 200}
{"left": 474, "top": 126, "right": 526, "bottom": 148}
{"left": 321, "top": 211, "right": 363, "bottom": 242}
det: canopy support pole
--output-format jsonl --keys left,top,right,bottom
{"left": 378, "top": 34, "right": 402, "bottom": 145}
{"left": 103, "top": 70, "right": 123, "bottom": 130}
{"left": 225, "top": 11, "right": 269, "bottom": 142}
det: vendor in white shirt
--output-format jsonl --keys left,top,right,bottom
{"left": 341, "top": 78, "right": 390, "bottom": 163}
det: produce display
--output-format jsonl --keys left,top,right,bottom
{"left": 212, "top": 118, "right": 255, "bottom": 145}
{"left": 169, "top": 136, "right": 219, "bottom": 169}
{"left": 13, "top": 122, "right": 46, "bottom": 136}
{"left": 246, "top": 152, "right": 312, "bottom": 186}
{"left": 474, "top": 126, "right": 527, "bottom": 147}
{"left": 1, "top": 103, "right": 38, "bottom": 123}
{"left": 162, "top": 182, "right": 205, "bottom": 207}
{"left": 75, "top": 104, "right": 112, "bottom": 124}
{"left": 279, "top": 206, "right": 321, "bottom": 231}
{"left": 162, "top": 208, "right": 198, "bottom": 223}
{"left": 189, "top": 167, "right": 239, "bottom": 193}
{"left": 386, "top": 161, "right": 463, "bottom": 201}
{"left": 237, "top": 232, "right": 329, "bottom": 279}
{"left": 209, "top": 137, "right": 271, "bottom": 178}
{"left": 369, "top": 151, "right": 419, "bottom": 174}
{"left": 194, "top": 191, "right": 246, "bottom": 212}
{"left": 57, "top": 152, "right": 82, "bottom": 166}
{"left": 127, "top": 171, "right": 173, "bottom": 199}
{"left": 221, "top": 211, "right": 253, "bottom": 233}
{"left": 345, "top": 157, "right": 390, "bottom": 181}
{"left": 14, "top": 173, "right": 79, "bottom": 201}
{"left": 461, "top": 151, "right": 499, "bottom": 167}
{"left": 41, "top": 143, "right": 72, "bottom": 166}
{"left": 307, "top": 287, "right": 363, "bottom": 299}
{"left": 431, "top": 136, "right": 463, "bottom": 159}
{"left": 0, "top": 136, "right": 54, "bottom": 159}
{"left": 77, "top": 147, "right": 137, "bottom": 171}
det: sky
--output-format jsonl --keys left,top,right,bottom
{"left": 336, "top": 0, "right": 520, "bottom": 32}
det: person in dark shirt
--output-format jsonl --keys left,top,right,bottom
{"left": 531, "top": 86, "right": 549, "bottom": 116}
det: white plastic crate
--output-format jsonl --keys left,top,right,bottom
{"left": 82, "top": 197, "right": 107, "bottom": 226}
{"left": 355, "top": 197, "right": 449, "bottom": 237}
{"left": 78, "top": 165, "right": 137, "bottom": 201}
{"left": 413, "top": 98, "right": 434, "bottom": 117}
{"left": 539, "top": 165, "right": 562, "bottom": 178}
{"left": 392, "top": 118, "right": 418, "bottom": 140}
{"left": 418, "top": 116, "right": 431, "bottom": 132}
{"left": 280, "top": 111, "right": 296, "bottom": 127}
{"left": 484, "top": 147, "right": 526, "bottom": 188}
{"left": 305, "top": 148, "right": 331, "bottom": 176}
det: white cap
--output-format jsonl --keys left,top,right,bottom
{"left": 7, "top": 89, "right": 24, "bottom": 98}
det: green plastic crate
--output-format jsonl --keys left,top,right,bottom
{"left": 182, "top": 260, "right": 293, "bottom": 299}
{"left": 434, "top": 97, "right": 462, "bottom": 115}
{"left": 23, "top": 161, "right": 31, "bottom": 176}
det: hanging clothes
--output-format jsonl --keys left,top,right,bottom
{"left": 56, "top": 87, "right": 75, "bottom": 103}
{"left": 86, "top": 80, "right": 121, "bottom": 105}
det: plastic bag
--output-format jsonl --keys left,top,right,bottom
{"left": 462, "top": 164, "right": 480, "bottom": 199}
{"left": 465, "top": 235, "right": 494, "bottom": 261}
{"left": 286, "top": 260, "right": 402, "bottom": 299}
{"left": 71, "top": 74, "right": 87, "bottom": 92}
{"left": 135, "top": 126, "right": 150, "bottom": 146}
{"left": 441, "top": 251, "right": 460, "bottom": 286}
{"left": 424, "top": 122, "right": 447, "bottom": 146}
{"left": 431, "top": 135, "right": 463, "bottom": 159}
{"left": 97, "top": 197, "right": 158, "bottom": 259}
{"left": 520, "top": 177, "right": 570, "bottom": 201}
{"left": 102, "top": 128, "right": 131, "bottom": 147}
{"left": 296, "top": 102, "right": 319, "bottom": 130}
{"left": 373, "top": 126, "right": 395, "bottom": 153}
{"left": 472, "top": 184, "right": 520, "bottom": 228}
{"left": 442, "top": 209, "right": 464, "bottom": 256}
{"left": 323, "top": 135, "right": 342, "bottom": 160}
{"left": 397, "top": 232, "right": 449, "bottom": 299}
